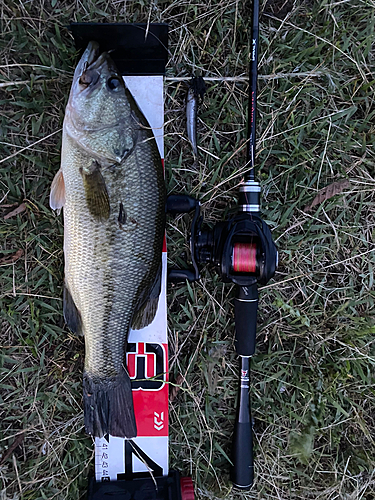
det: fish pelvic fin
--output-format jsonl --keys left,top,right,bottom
{"left": 83, "top": 369, "right": 137, "bottom": 439}
{"left": 80, "top": 161, "right": 110, "bottom": 221}
{"left": 63, "top": 282, "right": 83, "bottom": 336}
{"left": 131, "top": 262, "right": 162, "bottom": 330}
{"left": 50, "top": 169, "right": 66, "bottom": 211}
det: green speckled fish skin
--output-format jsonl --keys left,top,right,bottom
{"left": 57, "top": 41, "right": 166, "bottom": 438}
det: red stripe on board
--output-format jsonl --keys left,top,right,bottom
{"left": 161, "top": 158, "right": 167, "bottom": 251}
{"left": 130, "top": 343, "right": 169, "bottom": 437}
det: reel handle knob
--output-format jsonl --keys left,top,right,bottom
{"left": 234, "top": 285, "right": 258, "bottom": 356}
{"left": 166, "top": 194, "right": 199, "bottom": 215}
{"left": 168, "top": 269, "right": 198, "bottom": 283}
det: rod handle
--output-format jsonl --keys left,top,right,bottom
{"left": 231, "top": 420, "right": 254, "bottom": 489}
{"left": 230, "top": 357, "right": 254, "bottom": 489}
{"left": 234, "top": 285, "right": 258, "bottom": 356}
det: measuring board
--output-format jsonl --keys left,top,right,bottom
{"left": 94, "top": 74, "right": 168, "bottom": 481}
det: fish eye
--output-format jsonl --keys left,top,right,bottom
{"left": 107, "top": 76, "right": 122, "bottom": 91}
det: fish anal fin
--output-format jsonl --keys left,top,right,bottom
{"left": 81, "top": 161, "right": 110, "bottom": 221}
{"left": 131, "top": 263, "right": 162, "bottom": 330}
{"left": 50, "top": 169, "right": 66, "bottom": 211}
{"left": 63, "top": 283, "right": 83, "bottom": 335}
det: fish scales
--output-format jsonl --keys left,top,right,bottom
{"left": 63, "top": 133, "right": 164, "bottom": 378}
{"left": 50, "top": 42, "right": 166, "bottom": 438}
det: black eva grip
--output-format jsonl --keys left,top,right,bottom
{"left": 234, "top": 285, "right": 259, "bottom": 356}
{"left": 230, "top": 357, "right": 254, "bottom": 489}
{"left": 230, "top": 416, "right": 254, "bottom": 489}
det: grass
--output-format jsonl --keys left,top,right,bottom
{"left": 1, "top": 0, "right": 375, "bottom": 498}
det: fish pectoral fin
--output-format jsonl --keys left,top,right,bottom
{"left": 131, "top": 263, "right": 162, "bottom": 330}
{"left": 50, "top": 169, "right": 66, "bottom": 211}
{"left": 63, "top": 282, "right": 83, "bottom": 335}
{"left": 81, "top": 161, "right": 110, "bottom": 221}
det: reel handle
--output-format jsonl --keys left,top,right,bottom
{"left": 234, "top": 285, "right": 258, "bottom": 356}
{"left": 166, "top": 194, "right": 200, "bottom": 283}
{"left": 230, "top": 356, "right": 254, "bottom": 489}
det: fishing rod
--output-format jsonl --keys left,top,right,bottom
{"left": 247, "top": 0, "right": 259, "bottom": 182}
{"left": 167, "top": 0, "right": 277, "bottom": 488}
{"left": 230, "top": 0, "right": 263, "bottom": 488}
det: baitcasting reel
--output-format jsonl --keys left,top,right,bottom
{"left": 167, "top": 193, "right": 277, "bottom": 289}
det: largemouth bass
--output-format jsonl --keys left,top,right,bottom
{"left": 50, "top": 41, "right": 166, "bottom": 438}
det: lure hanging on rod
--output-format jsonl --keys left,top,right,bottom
{"left": 186, "top": 76, "right": 206, "bottom": 158}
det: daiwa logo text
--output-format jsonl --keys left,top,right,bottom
{"left": 154, "top": 412, "right": 164, "bottom": 431}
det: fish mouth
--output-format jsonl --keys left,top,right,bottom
{"left": 88, "top": 51, "right": 119, "bottom": 78}
{"left": 84, "top": 40, "right": 101, "bottom": 67}
{"left": 73, "top": 41, "right": 99, "bottom": 81}
{"left": 75, "top": 41, "right": 119, "bottom": 88}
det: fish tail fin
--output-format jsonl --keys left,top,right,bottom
{"left": 83, "top": 369, "right": 137, "bottom": 438}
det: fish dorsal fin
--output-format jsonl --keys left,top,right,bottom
{"left": 50, "top": 169, "right": 66, "bottom": 211}
{"left": 131, "top": 263, "right": 162, "bottom": 330}
{"left": 63, "top": 282, "right": 83, "bottom": 335}
{"left": 81, "top": 161, "right": 110, "bottom": 221}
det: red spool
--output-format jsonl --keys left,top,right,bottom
{"left": 180, "top": 477, "right": 195, "bottom": 500}
{"left": 232, "top": 242, "right": 257, "bottom": 273}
